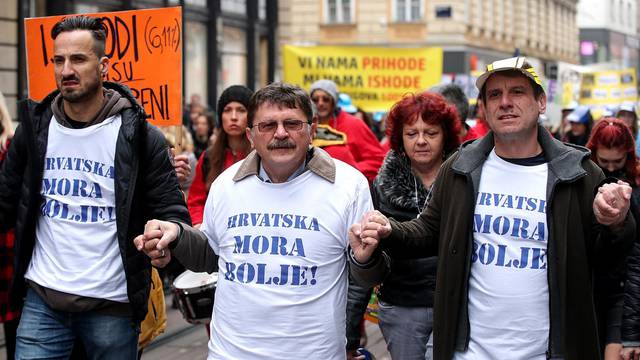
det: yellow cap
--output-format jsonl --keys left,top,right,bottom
{"left": 475, "top": 57, "right": 544, "bottom": 94}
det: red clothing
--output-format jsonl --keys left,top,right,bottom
{"left": 379, "top": 138, "right": 391, "bottom": 154}
{"left": 187, "top": 149, "right": 246, "bottom": 226}
{"left": 463, "top": 119, "right": 490, "bottom": 142}
{"left": 322, "top": 144, "right": 358, "bottom": 168}
{"left": 0, "top": 139, "right": 19, "bottom": 322}
{"left": 329, "top": 110, "right": 384, "bottom": 183}
{"left": 462, "top": 127, "right": 480, "bottom": 142}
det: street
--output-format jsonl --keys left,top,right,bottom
{"left": 142, "top": 293, "right": 391, "bottom": 359}
{"left": 0, "top": 291, "right": 391, "bottom": 359}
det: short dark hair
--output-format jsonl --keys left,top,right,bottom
{"left": 248, "top": 83, "right": 313, "bottom": 128}
{"left": 51, "top": 15, "right": 107, "bottom": 58}
{"left": 479, "top": 69, "right": 545, "bottom": 103}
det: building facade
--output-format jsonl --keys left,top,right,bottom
{"left": 0, "top": 0, "right": 21, "bottom": 118}
{"left": 577, "top": 0, "right": 639, "bottom": 73}
{"left": 0, "top": 0, "right": 278, "bottom": 119}
{"left": 279, "top": 0, "right": 579, "bottom": 95}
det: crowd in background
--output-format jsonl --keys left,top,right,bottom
{"left": 1, "top": 23, "right": 640, "bottom": 357}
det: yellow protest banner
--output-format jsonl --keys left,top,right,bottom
{"left": 579, "top": 68, "right": 637, "bottom": 107}
{"left": 25, "top": 7, "right": 183, "bottom": 126}
{"left": 283, "top": 45, "right": 443, "bottom": 112}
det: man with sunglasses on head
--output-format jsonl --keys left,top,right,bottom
{"left": 135, "top": 82, "right": 372, "bottom": 359}
{"left": 310, "top": 79, "right": 384, "bottom": 183}
{"left": 349, "top": 57, "right": 635, "bottom": 359}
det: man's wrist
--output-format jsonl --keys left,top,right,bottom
{"left": 606, "top": 210, "right": 629, "bottom": 230}
{"left": 622, "top": 340, "right": 640, "bottom": 347}
{"left": 169, "top": 221, "right": 184, "bottom": 249}
{"left": 608, "top": 221, "right": 624, "bottom": 231}
{"left": 349, "top": 248, "right": 377, "bottom": 268}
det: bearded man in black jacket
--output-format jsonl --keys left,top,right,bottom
{"left": 0, "top": 15, "right": 190, "bottom": 359}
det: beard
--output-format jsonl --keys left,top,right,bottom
{"left": 58, "top": 73, "right": 102, "bottom": 103}
{"left": 492, "top": 119, "right": 538, "bottom": 142}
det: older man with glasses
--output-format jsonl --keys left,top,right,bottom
{"left": 134, "top": 83, "right": 373, "bottom": 360}
{"left": 349, "top": 57, "right": 635, "bottom": 360}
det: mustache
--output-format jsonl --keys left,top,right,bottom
{"left": 62, "top": 76, "right": 79, "bottom": 82}
{"left": 267, "top": 139, "right": 296, "bottom": 150}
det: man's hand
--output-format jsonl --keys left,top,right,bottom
{"left": 140, "top": 237, "right": 172, "bottom": 268}
{"left": 173, "top": 153, "right": 191, "bottom": 185}
{"left": 594, "top": 180, "right": 632, "bottom": 227}
{"left": 621, "top": 346, "right": 640, "bottom": 360}
{"left": 134, "top": 220, "right": 180, "bottom": 267}
{"left": 346, "top": 349, "right": 365, "bottom": 360}
{"left": 349, "top": 210, "right": 392, "bottom": 264}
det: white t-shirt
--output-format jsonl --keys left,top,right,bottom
{"left": 455, "top": 149, "right": 549, "bottom": 360}
{"left": 201, "top": 158, "right": 372, "bottom": 360}
{"left": 25, "top": 115, "right": 128, "bottom": 302}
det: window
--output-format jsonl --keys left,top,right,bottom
{"left": 220, "top": 26, "right": 247, "bottom": 91}
{"left": 325, "top": 0, "right": 354, "bottom": 24}
{"left": 185, "top": 21, "right": 208, "bottom": 104}
{"left": 259, "top": 0, "right": 267, "bottom": 21}
{"left": 394, "top": 0, "right": 422, "bottom": 22}
{"left": 610, "top": 0, "right": 617, "bottom": 23}
{"left": 186, "top": 0, "right": 207, "bottom": 7}
{"left": 222, "top": 0, "right": 247, "bottom": 16}
{"left": 435, "top": 6, "right": 452, "bottom": 19}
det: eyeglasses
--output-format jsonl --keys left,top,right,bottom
{"left": 254, "top": 119, "right": 308, "bottom": 133}
{"left": 311, "top": 95, "right": 332, "bottom": 104}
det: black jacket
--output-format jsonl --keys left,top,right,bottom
{"left": 371, "top": 149, "right": 436, "bottom": 306}
{"left": 0, "top": 82, "right": 191, "bottom": 324}
{"left": 621, "top": 187, "right": 640, "bottom": 346}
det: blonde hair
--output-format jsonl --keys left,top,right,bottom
{"left": 0, "top": 92, "right": 13, "bottom": 151}
{"left": 181, "top": 126, "right": 195, "bottom": 153}
{"left": 161, "top": 126, "right": 195, "bottom": 154}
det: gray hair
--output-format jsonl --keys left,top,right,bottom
{"left": 430, "top": 84, "right": 469, "bottom": 121}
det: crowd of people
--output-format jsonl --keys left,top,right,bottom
{"left": 1, "top": 14, "right": 640, "bottom": 360}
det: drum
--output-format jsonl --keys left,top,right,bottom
{"left": 172, "top": 270, "right": 218, "bottom": 324}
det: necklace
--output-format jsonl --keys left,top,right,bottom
{"left": 413, "top": 176, "right": 433, "bottom": 219}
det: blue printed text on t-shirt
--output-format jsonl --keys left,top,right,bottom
{"left": 223, "top": 212, "right": 322, "bottom": 287}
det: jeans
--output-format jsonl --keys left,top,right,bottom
{"left": 378, "top": 300, "right": 433, "bottom": 360}
{"left": 425, "top": 332, "right": 434, "bottom": 360}
{"left": 15, "top": 288, "right": 138, "bottom": 360}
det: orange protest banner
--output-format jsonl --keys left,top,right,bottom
{"left": 25, "top": 7, "right": 182, "bottom": 126}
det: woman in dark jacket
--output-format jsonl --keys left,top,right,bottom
{"left": 372, "top": 92, "right": 461, "bottom": 360}
{"left": 586, "top": 118, "right": 640, "bottom": 360}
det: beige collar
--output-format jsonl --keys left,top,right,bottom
{"left": 233, "top": 147, "right": 336, "bottom": 183}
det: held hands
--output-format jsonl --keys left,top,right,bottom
{"left": 348, "top": 210, "right": 392, "bottom": 264}
{"left": 594, "top": 180, "right": 632, "bottom": 227}
{"left": 346, "top": 349, "right": 366, "bottom": 360}
{"left": 621, "top": 347, "right": 640, "bottom": 360}
{"left": 133, "top": 219, "right": 180, "bottom": 268}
